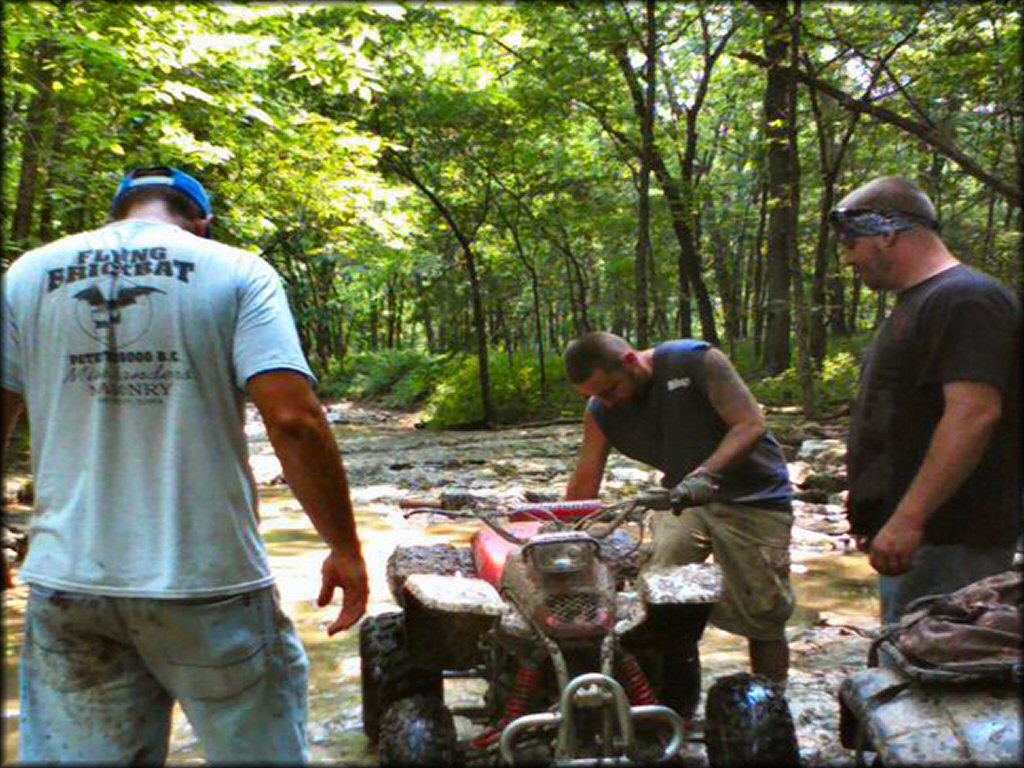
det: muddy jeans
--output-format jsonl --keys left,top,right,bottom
{"left": 20, "top": 584, "right": 309, "bottom": 764}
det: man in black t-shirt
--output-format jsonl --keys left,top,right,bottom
{"left": 564, "top": 332, "right": 794, "bottom": 689}
{"left": 832, "top": 176, "right": 1021, "bottom": 624}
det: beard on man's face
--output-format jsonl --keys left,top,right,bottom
{"left": 627, "top": 366, "right": 653, "bottom": 401}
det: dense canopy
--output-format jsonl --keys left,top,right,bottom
{"left": 4, "top": 1, "right": 1020, "bottom": 424}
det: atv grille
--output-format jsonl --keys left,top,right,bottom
{"left": 546, "top": 593, "right": 601, "bottom": 623}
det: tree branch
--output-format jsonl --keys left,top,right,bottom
{"left": 736, "top": 50, "right": 1021, "bottom": 206}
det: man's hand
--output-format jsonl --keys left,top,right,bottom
{"left": 669, "top": 468, "right": 720, "bottom": 513}
{"left": 868, "top": 517, "right": 923, "bottom": 575}
{"left": 318, "top": 549, "right": 369, "bottom": 636}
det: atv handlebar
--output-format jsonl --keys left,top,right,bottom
{"left": 401, "top": 487, "right": 688, "bottom": 546}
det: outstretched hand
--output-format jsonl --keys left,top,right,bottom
{"left": 317, "top": 549, "right": 369, "bottom": 636}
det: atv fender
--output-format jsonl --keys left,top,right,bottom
{"left": 627, "top": 563, "right": 725, "bottom": 648}
{"left": 639, "top": 563, "right": 725, "bottom": 605}
{"left": 403, "top": 574, "right": 504, "bottom": 670}
{"left": 839, "top": 665, "right": 1022, "bottom": 765}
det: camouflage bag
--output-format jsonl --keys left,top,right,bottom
{"left": 869, "top": 568, "right": 1022, "bottom": 686}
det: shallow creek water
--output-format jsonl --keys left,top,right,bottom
{"left": 2, "top": 403, "right": 879, "bottom": 765}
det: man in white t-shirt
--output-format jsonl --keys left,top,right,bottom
{"left": 1, "top": 166, "right": 368, "bottom": 763}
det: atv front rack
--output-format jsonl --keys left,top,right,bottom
{"left": 499, "top": 672, "right": 687, "bottom": 766}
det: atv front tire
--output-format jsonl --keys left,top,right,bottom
{"left": 655, "top": 646, "right": 701, "bottom": 718}
{"left": 704, "top": 672, "right": 799, "bottom": 767}
{"left": 378, "top": 696, "right": 457, "bottom": 766}
{"left": 360, "top": 612, "right": 442, "bottom": 742}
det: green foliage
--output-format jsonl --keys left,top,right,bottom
{"left": 425, "top": 352, "right": 584, "bottom": 428}
{"left": 4, "top": 2, "right": 1019, "bottom": 429}
{"left": 318, "top": 349, "right": 450, "bottom": 409}
{"left": 751, "top": 350, "right": 861, "bottom": 408}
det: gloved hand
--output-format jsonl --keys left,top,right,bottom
{"left": 669, "top": 468, "right": 720, "bottom": 514}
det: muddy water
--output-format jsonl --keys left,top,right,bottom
{"left": 2, "top": 404, "right": 879, "bottom": 765}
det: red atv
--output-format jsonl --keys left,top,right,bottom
{"left": 359, "top": 489, "right": 799, "bottom": 766}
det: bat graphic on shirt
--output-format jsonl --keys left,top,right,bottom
{"left": 73, "top": 284, "right": 165, "bottom": 328}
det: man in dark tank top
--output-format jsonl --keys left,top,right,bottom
{"left": 564, "top": 332, "right": 794, "bottom": 688}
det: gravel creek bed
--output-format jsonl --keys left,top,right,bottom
{"left": 4, "top": 402, "right": 879, "bottom": 765}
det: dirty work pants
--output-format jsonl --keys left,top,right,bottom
{"left": 20, "top": 584, "right": 309, "bottom": 764}
{"left": 646, "top": 501, "right": 794, "bottom": 641}
{"left": 878, "top": 543, "right": 1016, "bottom": 625}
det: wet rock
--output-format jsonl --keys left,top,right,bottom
{"left": 324, "top": 402, "right": 398, "bottom": 425}
{"left": 787, "top": 460, "right": 812, "bottom": 487}
{"left": 797, "top": 439, "right": 846, "bottom": 464}
{"left": 249, "top": 453, "right": 285, "bottom": 485}
{"left": 800, "top": 468, "right": 847, "bottom": 495}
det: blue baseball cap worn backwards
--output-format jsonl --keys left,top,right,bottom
{"left": 112, "top": 166, "right": 212, "bottom": 218}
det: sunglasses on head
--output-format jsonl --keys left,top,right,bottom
{"left": 828, "top": 207, "right": 939, "bottom": 247}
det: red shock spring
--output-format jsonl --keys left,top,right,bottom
{"left": 619, "top": 652, "right": 659, "bottom": 706}
{"left": 471, "top": 663, "right": 542, "bottom": 749}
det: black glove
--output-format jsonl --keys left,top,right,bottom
{"left": 669, "top": 469, "right": 719, "bottom": 514}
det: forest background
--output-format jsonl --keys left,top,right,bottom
{"left": 4, "top": 1, "right": 1021, "bottom": 428}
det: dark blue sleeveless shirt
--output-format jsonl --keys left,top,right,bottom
{"left": 589, "top": 340, "right": 792, "bottom": 510}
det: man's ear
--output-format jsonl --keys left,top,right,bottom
{"left": 622, "top": 350, "right": 639, "bottom": 368}
{"left": 192, "top": 215, "right": 214, "bottom": 239}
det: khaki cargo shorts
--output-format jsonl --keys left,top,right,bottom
{"left": 643, "top": 501, "right": 794, "bottom": 640}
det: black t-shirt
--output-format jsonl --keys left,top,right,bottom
{"left": 847, "top": 264, "right": 1022, "bottom": 546}
{"left": 589, "top": 340, "right": 792, "bottom": 510}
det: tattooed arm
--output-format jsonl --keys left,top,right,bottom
{"left": 696, "top": 348, "right": 767, "bottom": 474}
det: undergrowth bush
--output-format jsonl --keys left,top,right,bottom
{"left": 750, "top": 350, "right": 860, "bottom": 407}
{"left": 317, "top": 335, "right": 869, "bottom": 425}
{"left": 425, "top": 352, "right": 584, "bottom": 428}
{"left": 317, "top": 348, "right": 451, "bottom": 409}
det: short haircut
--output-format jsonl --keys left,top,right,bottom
{"left": 111, "top": 186, "right": 203, "bottom": 222}
{"left": 837, "top": 176, "right": 938, "bottom": 223}
{"left": 564, "top": 332, "right": 632, "bottom": 384}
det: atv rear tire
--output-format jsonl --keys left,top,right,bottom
{"left": 704, "top": 673, "right": 799, "bottom": 767}
{"left": 360, "top": 612, "right": 442, "bottom": 742}
{"left": 378, "top": 696, "right": 457, "bottom": 766}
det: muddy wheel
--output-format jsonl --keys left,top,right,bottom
{"left": 636, "top": 645, "right": 701, "bottom": 718}
{"left": 704, "top": 673, "right": 799, "bottom": 767}
{"left": 657, "top": 647, "right": 701, "bottom": 718}
{"left": 360, "top": 612, "right": 442, "bottom": 742}
{"left": 378, "top": 696, "right": 457, "bottom": 766}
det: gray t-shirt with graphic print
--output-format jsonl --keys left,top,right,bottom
{"left": 2, "top": 219, "right": 314, "bottom": 598}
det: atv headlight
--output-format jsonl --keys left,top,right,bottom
{"left": 528, "top": 540, "right": 597, "bottom": 574}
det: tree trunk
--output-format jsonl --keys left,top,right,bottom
{"left": 506, "top": 216, "right": 547, "bottom": 393}
{"left": 384, "top": 152, "right": 495, "bottom": 425}
{"left": 752, "top": 177, "right": 769, "bottom": 361}
{"left": 736, "top": 51, "right": 1020, "bottom": 207}
{"left": 848, "top": 275, "right": 862, "bottom": 333}
{"left": 874, "top": 291, "right": 888, "bottom": 329}
{"left": 759, "top": 1, "right": 797, "bottom": 375}
{"left": 633, "top": 0, "right": 656, "bottom": 349}
{"left": 11, "top": 40, "right": 56, "bottom": 247}
{"left": 781, "top": 1, "right": 815, "bottom": 415}
{"left": 610, "top": 37, "right": 719, "bottom": 345}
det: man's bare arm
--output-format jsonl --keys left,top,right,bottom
{"left": 246, "top": 371, "right": 368, "bottom": 634}
{"left": 869, "top": 380, "right": 1003, "bottom": 575}
{"left": 566, "top": 408, "right": 611, "bottom": 500}
{"left": 699, "top": 348, "right": 767, "bottom": 473}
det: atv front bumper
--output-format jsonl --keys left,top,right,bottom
{"left": 499, "top": 672, "right": 686, "bottom": 766}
